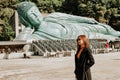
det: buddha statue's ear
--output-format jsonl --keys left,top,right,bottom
{"left": 19, "top": 15, "right": 32, "bottom": 28}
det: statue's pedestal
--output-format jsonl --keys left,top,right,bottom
{"left": 0, "top": 52, "right": 33, "bottom": 59}
{"left": 3, "top": 53, "right": 9, "bottom": 59}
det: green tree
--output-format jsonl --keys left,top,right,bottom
{"left": 61, "top": 0, "right": 79, "bottom": 14}
{"left": 0, "top": 22, "right": 15, "bottom": 41}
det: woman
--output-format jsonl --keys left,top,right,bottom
{"left": 74, "top": 35, "right": 95, "bottom": 80}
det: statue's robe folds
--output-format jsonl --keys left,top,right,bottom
{"left": 43, "top": 12, "right": 120, "bottom": 40}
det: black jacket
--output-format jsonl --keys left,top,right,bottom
{"left": 74, "top": 47, "right": 95, "bottom": 80}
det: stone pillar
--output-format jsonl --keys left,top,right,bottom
{"left": 15, "top": 11, "right": 19, "bottom": 37}
{"left": 15, "top": 11, "right": 25, "bottom": 37}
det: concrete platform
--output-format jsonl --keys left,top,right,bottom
{"left": 0, "top": 52, "right": 120, "bottom": 80}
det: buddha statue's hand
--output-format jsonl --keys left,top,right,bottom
{"left": 14, "top": 27, "right": 33, "bottom": 40}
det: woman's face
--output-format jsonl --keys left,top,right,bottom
{"left": 77, "top": 37, "right": 84, "bottom": 46}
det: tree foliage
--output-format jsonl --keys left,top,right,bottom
{"left": 19, "top": 0, "right": 64, "bottom": 13}
{"left": 0, "top": 22, "right": 15, "bottom": 41}
{"left": 0, "top": 0, "right": 18, "bottom": 41}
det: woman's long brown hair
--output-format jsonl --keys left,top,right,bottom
{"left": 76, "top": 35, "right": 90, "bottom": 49}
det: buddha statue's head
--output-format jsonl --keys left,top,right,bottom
{"left": 17, "top": 1, "right": 43, "bottom": 28}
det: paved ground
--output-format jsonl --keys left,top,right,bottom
{"left": 0, "top": 52, "right": 120, "bottom": 80}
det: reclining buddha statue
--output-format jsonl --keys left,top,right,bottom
{"left": 15, "top": 1, "right": 120, "bottom": 41}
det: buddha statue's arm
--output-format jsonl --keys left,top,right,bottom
{"left": 14, "top": 27, "right": 33, "bottom": 40}
{"left": 44, "top": 12, "right": 98, "bottom": 24}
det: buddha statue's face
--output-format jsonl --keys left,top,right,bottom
{"left": 26, "top": 6, "right": 43, "bottom": 27}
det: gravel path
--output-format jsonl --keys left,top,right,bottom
{"left": 0, "top": 52, "right": 120, "bottom": 80}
